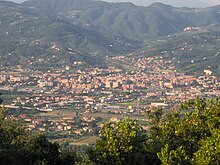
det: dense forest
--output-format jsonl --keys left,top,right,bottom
{"left": 0, "top": 96, "right": 219, "bottom": 164}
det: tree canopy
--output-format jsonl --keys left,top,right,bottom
{"left": 0, "top": 108, "right": 76, "bottom": 165}
{"left": 89, "top": 98, "right": 220, "bottom": 165}
{"left": 156, "top": 98, "right": 220, "bottom": 164}
{"left": 89, "top": 118, "right": 149, "bottom": 165}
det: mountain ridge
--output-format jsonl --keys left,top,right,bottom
{"left": 2, "top": 0, "right": 220, "bottom": 8}
{"left": 0, "top": 0, "right": 220, "bottom": 70}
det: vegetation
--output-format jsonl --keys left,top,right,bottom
{"left": 141, "top": 27, "right": 220, "bottom": 76}
{"left": 1, "top": 0, "right": 220, "bottom": 72}
{"left": 88, "top": 119, "right": 148, "bottom": 165}
{"left": 87, "top": 98, "right": 220, "bottom": 165}
{"left": 156, "top": 98, "right": 220, "bottom": 164}
{"left": 0, "top": 96, "right": 219, "bottom": 164}
{"left": 0, "top": 108, "right": 76, "bottom": 165}
{"left": 24, "top": 0, "right": 220, "bottom": 41}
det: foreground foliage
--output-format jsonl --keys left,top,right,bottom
{"left": 156, "top": 98, "right": 220, "bottom": 164}
{"left": 0, "top": 108, "right": 76, "bottom": 165}
{"left": 89, "top": 119, "right": 149, "bottom": 165}
{"left": 0, "top": 97, "right": 219, "bottom": 165}
{"left": 89, "top": 98, "right": 220, "bottom": 165}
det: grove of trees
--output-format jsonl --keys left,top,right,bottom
{"left": 0, "top": 108, "right": 76, "bottom": 165}
{"left": 88, "top": 98, "right": 220, "bottom": 165}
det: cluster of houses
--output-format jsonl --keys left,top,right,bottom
{"left": 0, "top": 56, "right": 220, "bottom": 140}
{"left": 16, "top": 113, "right": 100, "bottom": 137}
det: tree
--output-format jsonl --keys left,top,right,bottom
{"left": 89, "top": 119, "right": 149, "bottom": 165}
{"left": 0, "top": 108, "right": 76, "bottom": 165}
{"left": 0, "top": 93, "right": 3, "bottom": 104}
{"left": 146, "top": 108, "right": 164, "bottom": 165}
{"left": 0, "top": 107, "right": 32, "bottom": 164}
{"left": 192, "top": 128, "right": 220, "bottom": 165}
{"left": 156, "top": 98, "right": 220, "bottom": 165}
{"left": 26, "top": 135, "right": 60, "bottom": 164}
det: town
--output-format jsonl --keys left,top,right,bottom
{"left": 0, "top": 55, "right": 219, "bottom": 144}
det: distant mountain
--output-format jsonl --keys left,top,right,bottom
{"left": 103, "top": 0, "right": 208, "bottom": 8}
{"left": 139, "top": 24, "right": 220, "bottom": 76}
{"left": 0, "top": 0, "right": 25, "bottom": 3}
{"left": 23, "top": 0, "right": 220, "bottom": 40}
{"left": 0, "top": 0, "right": 137, "bottom": 68}
{"left": 3, "top": 0, "right": 220, "bottom": 8}
{"left": 0, "top": 0, "right": 220, "bottom": 69}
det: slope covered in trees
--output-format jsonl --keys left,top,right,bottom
{"left": 1, "top": 0, "right": 220, "bottom": 69}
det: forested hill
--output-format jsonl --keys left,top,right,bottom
{"left": 23, "top": 0, "right": 220, "bottom": 40}
{"left": 0, "top": 0, "right": 220, "bottom": 68}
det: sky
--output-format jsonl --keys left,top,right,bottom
{"left": 2, "top": 0, "right": 220, "bottom": 8}
{"left": 104, "top": 0, "right": 220, "bottom": 8}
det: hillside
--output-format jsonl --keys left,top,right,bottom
{"left": 0, "top": 1, "right": 137, "bottom": 68}
{"left": 137, "top": 24, "right": 220, "bottom": 76}
{"left": 23, "top": 0, "right": 220, "bottom": 40}
{"left": 0, "top": 0, "right": 220, "bottom": 69}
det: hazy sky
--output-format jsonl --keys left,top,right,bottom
{"left": 104, "top": 0, "right": 220, "bottom": 7}
{"left": 3, "top": 0, "right": 220, "bottom": 8}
